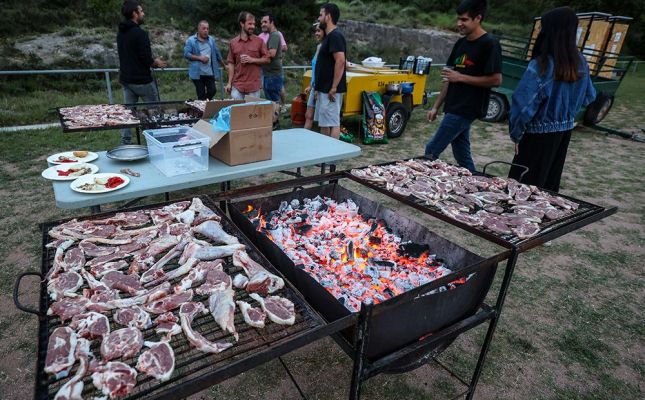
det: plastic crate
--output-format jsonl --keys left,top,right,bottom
{"left": 143, "top": 126, "right": 210, "bottom": 177}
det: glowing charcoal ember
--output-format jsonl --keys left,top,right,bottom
{"left": 250, "top": 196, "right": 468, "bottom": 312}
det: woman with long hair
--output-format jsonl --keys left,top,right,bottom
{"left": 304, "top": 23, "right": 326, "bottom": 130}
{"left": 508, "top": 6, "right": 596, "bottom": 192}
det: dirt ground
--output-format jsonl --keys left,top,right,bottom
{"left": 0, "top": 96, "right": 643, "bottom": 399}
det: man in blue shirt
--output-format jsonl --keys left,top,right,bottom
{"left": 184, "top": 20, "right": 226, "bottom": 100}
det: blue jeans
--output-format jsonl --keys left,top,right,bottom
{"left": 121, "top": 81, "right": 159, "bottom": 143}
{"left": 425, "top": 113, "right": 476, "bottom": 171}
{"left": 263, "top": 74, "right": 283, "bottom": 102}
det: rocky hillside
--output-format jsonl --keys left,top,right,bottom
{"left": 5, "top": 20, "right": 457, "bottom": 70}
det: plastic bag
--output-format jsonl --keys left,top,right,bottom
{"left": 361, "top": 91, "right": 388, "bottom": 144}
{"left": 339, "top": 126, "right": 354, "bottom": 143}
{"left": 210, "top": 101, "right": 272, "bottom": 132}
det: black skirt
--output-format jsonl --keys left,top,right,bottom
{"left": 508, "top": 130, "right": 572, "bottom": 193}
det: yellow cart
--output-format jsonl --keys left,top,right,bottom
{"left": 302, "top": 65, "right": 428, "bottom": 138}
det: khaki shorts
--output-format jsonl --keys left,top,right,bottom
{"left": 314, "top": 92, "right": 343, "bottom": 127}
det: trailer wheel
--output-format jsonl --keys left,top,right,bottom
{"left": 584, "top": 94, "right": 614, "bottom": 125}
{"left": 481, "top": 92, "right": 508, "bottom": 122}
{"left": 386, "top": 102, "right": 409, "bottom": 138}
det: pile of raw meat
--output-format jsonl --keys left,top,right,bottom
{"left": 185, "top": 100, "right": 208, "bottom": 113}
{"left": 59, "top": 104, "right": 140, "bottom": 130}
{"left": 43, "top": 198, "right": 295, "bottom": 399}
{"left": 251, "top": 197, "right": 465, "bottom": 313}
{"left": 351, "top": 159, "right": 580, "bottom": 239}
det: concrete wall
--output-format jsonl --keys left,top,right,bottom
{"left": 338, "top": 20, "right": 459, "bottom": 64}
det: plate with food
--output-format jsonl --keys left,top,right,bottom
{"left": 41, "top": 163, "right": 99, "bottom": 181}
{"left": 47, "top": 151, "right": 99, "bottom": 165}
{"left": 70, "top": 173, "right": 130, "bottom": 194}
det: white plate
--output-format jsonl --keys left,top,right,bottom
{"left": 47, "top": 151, "right": 99, "bottom": 165}
{"left": 71, "top": 173, "right": 130, "bottom": 194}
{"left": 41, "top": 163, "right": 99, "bottom": 181}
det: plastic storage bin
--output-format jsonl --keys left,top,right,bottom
{"left": 143, "top": 126, "right": 210, "bottom": 177}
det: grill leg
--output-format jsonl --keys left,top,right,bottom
{"left": 466, "top": 249, "right": 519, "bottom": 400}
{"left": 219, "top": 181, "right": 229, "bottom": 212}
{"left": 136, "top": 127, "right": 141, "bottom": 145}
{"left": 350, "top": 304, "right": 372, "bottom": 400}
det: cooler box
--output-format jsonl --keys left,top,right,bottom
{"left": 143, "top": 126, "right": 210, "bottom": 177}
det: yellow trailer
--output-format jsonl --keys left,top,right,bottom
{"left": 302, "top": 65, "right": 428, "bottom": 138}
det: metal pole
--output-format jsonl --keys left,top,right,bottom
{"left": 104, "top": 71, "right": 114, "bottom": 104}
{"left": 465, "top": 248, "right": 519, "bottom": 400}
{"left": 218, "top": 67, "right": 225, "bottom": 99}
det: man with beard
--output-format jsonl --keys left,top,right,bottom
{"left": 117, "top": 0, "right": 167, "bottom": 144}
{"left": 424, "top": 0, "right": 502, "bottom": 171}
{"left": 225, "top": 12, "right": 270, "bottom": 100}
{"left": 313, "top": 3, "right": 347, "bottom": 139}
{"left": 184, "top": 20, "right": 226, "bottom": 100}
{"left": 260, "top": 13, "right": 284, "bottom": 103}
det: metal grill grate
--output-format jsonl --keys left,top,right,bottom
{"left": 345, "top": 158, "right": 610, "bottom": 249}
{"left": 34, "top": 196, "right": 326, "bottom": 400}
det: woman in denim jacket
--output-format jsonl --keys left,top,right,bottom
{"left": 508, "top": 7, "right": 596, "bottom": 192}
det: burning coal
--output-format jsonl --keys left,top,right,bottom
{"left": 246, "top": 196, "right": 469, "bottom": 312}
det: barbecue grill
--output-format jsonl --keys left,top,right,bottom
{"left": 229, "top": 183, "right": 504, "bottom": 361}
{"left": 57, "top": 100, "right": 202, "bottom": 134}
{"left": 14, "top": 196, "right": 351, "bottom": 400}
{"left": 209, "top": 166, "right": 616, "bottom": 400}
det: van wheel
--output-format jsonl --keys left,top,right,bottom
{"left": 481, "top": 92, "right": 508, "bottom": 122}
{"left": 386, "top": 103, "right": 409, "bottom": 138}
{"left": 584, "top": 94, "right": 614, "bottom": 125}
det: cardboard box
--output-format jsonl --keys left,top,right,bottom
{"left": 191, "top": 96, "right": 273, "bottom": 166}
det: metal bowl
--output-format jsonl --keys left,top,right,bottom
{"left": 106, "top": 145, "right": 149, "bottom": 161}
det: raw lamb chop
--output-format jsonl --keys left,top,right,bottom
{"left": 195, "top": 267, "right": 232, "bottom": 295}
{"left": 63, "top": 248, "right": 85, "bottom": 271}
{"left": 48, "top": 296, "right": 90, "bottom": 322}
{"left": 512, "top": 222, "right": 541, "bottom": 239}
{"left": 232, "top": 274, "right": 249, "bottom": 289}
{"left": 90, "top": 260, "right": 129, "bottom": 277}
{"left": 193, "top": 244, "right": 245, "bottom": 261}
{"left": 44, "top": 240, "right": 75, "bottom": 281}
{"left": 236, "top": 300, "right": 266, "bottom": 328}
{"left": 179, "top": 302, "right": 233, "bottom": 353}
{"left": 52, "top": 338, "right": 92, "bottom": 400}
{"left": 69, "top": 312, "right": 110, "bottom": 339}
{"left": 94, "top": 282, "right": 172, "bottom": 311}
{"left": 86, "top": 251, "right": 129, "bottom": 268}
{"left": 249, "top": 293, "right": 295, "bottom": 325}
{"left": 174, "top": 260, "right": 223, "bottom": 293}
{"left": 44, "top": 327, "right": 78, "bottom": 379}
{"left": 193, "top": 220, "right": 239, "bottom": 245}
{"left": 118, "top": 229, "right": 158, "bottom": 253}
{"left": 100, "top": 327, "right": 144, "bottom": 361}
{"left": 149, "top": 201, "right": 191, "bottom": 225}
{"left": 47, "top": 271, "right": 83, "bottom": 301}
{"left": 233, "top": 250, "right": 284, "bottom": 294}
{"left": 101, "top": 271, "right": 144, "bottom": 295}
{"left": 209, "top": 288, "right": 238, "bottom": 340}
{"left": 145, "top": 257, "right": 199, "bottom": 287}
{"left": 114, "top": 306, "right": 152, "bottom": 329}
{"left": 143, "top": 289, "right": 193, "bottom": 314}
{"left": 93, "top": 210, "right": 150, "bottom": 228}
{"left": 190, "top": 197, "right": 221, "bottom": 225}
{"left": 91, "top": 361, "right": 138, "bottom": 399}
{"left": 136, "top": 341, "right": 175, "bottom": 381}
{"left": 153, "top": 312, "right": 182, "bottom": 340}
{"left": 140, "top": 237, "right": 190, "bottom": 284}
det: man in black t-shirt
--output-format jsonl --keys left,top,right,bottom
{"left": 425, "top": 0, "right": 502, "bottom": 171}
{"left": 313, "top": 3, "right": 347, "bottom": 139}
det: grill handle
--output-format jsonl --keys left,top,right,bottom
{"left": 13, "top": 271, "right": 44, "bottom": 316}
{"left": 482, "top": 161, "right": 529, "bottom": 182}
